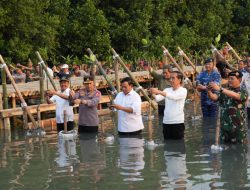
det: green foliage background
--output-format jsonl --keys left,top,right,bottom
{"left": 0, "top": 0, "right": 249, "bottom": 64}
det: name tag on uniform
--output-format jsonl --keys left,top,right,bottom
{"left": 79, "top": 91, "right": 85, "bottom": 97}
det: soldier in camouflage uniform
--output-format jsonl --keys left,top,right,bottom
{"left": 208, "top": 71, "right": 247, "bottom": 144}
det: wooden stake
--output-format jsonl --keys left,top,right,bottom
{"left": 64, "top": 110, "right": 67, "bottom": 133}
{"left": 39, "top": 65, "right": 45, "bottom": 104}
{"left": 91, "top": 60, "right": 97, "bottom": 85}
{"left": 179, "top": 53, "right": 184, "bottom": 71}
{"left": 114, "top": 59, "right": 120, "bottom": 93}
{"left": 3, "top": 118, "right": 10, "bottom": 130}
{"left": 0, "top": 93, "right": 3, "bottom": 110}
{"left": 87, "top": 48, "right": 117, "bottom": 94}
{"left": 111, "top": 48, "right": 157, "bottom": 110}
{"left": 35, "top": 51, "right": 57, "bottom": 91}
{"left": 12, "top": 96, "right": 17, "bottom": 126}
{"left": 23, "top": 108, "right": 28, "bottom": 129}
{"left": 0, "top": 55, "right": 38, "bottom": 129}
{"left": 1, "top": 67, "right": 8, "bottom": 109}
{"left": 37, "top": 105, "right": 41, "bottom": 128}
{"left": 225, "top": 42, "right": 241, "bottom": 61}
{"left": 148, "top": 103, "right": 153, "bottom": 141}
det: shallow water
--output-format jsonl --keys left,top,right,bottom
{"left": 1, "top": 101, "right": 250, "bottom": 190}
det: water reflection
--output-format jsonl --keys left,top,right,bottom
{"left": 55, "top": 137, "right": 79, "bottom": 168}
{"left": 161, "top": 140, "right": 189, "bottom": 189}
{"left": 219, "top": 145, "right": 248, "bottom": 189}
{"left": 0, "top": 129, "right": 11, "bottom": 143}
{"left": 79, "top": 133, "right": 106, "bottom": 184}
{"left": 1, "top": 105, "right": 250, "bottom": 189}
{"left": 202, "top": 117, "right": 218, "bottom": 147}
{"left": 118, "top": 136, "right": 145, "bottom": 182}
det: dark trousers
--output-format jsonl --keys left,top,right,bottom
{"left": 118, "top": 130, "right": 142, "bottom": 136}
{"left": 163, "top": 123, "right": 185, "bottom": 140}
{"left": 158, "top": 104, "right": 165, "bottom": 115}
{"left": 201, "top": 103, "right": 218, "bottom": 117}
{"left": 57, "top": 121, "right": 74, "bottom": 132}
{"left": 78, "top": 125, "right": 98, "bottom": 133}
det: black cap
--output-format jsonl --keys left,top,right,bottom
{"left": 83, "top": 76, "right": 94, "bottom": 83}
{"left": 228, "top": 71, "right": 243, "bottom": 78}
{"left": 205, "top": 58, "right": 214, "bottom": 64}
{"left": 59, "top": 76, "right": 69, "bottom": 82}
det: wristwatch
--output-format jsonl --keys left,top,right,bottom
{"left": 220, "top": 87, "right": 224, "bottom": 93}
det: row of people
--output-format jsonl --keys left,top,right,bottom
{"left": 196, "top": 57, "right": 250, "bottom": 118}
{"left": 1, "top": 63, "right": 91, "bottom": 84}
{"left": 47, "top": 67, "right": 249, "bottom": 145}
{"left": 46, "top": 73, "right": 186, "bottom": 141}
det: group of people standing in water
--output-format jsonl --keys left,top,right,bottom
{"left": 46, "top": 51, "right": 250, "bottom": 145}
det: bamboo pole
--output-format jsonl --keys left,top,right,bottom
{"left": 1, "top": 67, "right": 8, "bottom": 109}
{"left": 179, "top": 53, "right": 184, "bottom": 71}
{"left": 225, "top": 42, "right": 241, "bottom": 61}
{"left": 177, "top": 47, "right": 198, "bottom": 73}
{"left": 111, "top": 48, "right": 157, "bottom": 110}
{"left": 148, "top": 104, "right": 153, "bottom": 141}
{"left": 87, "top": 48, "right": 117, "bottom": 94}
{"left": 35, "top": 51, "right": 57, "bottom": 91}
{"left": 0, "top": 93, "right": 2, "bottom": 110}
{"left": 37, "top": 105, "right": 41, "bottom": 128}
{"left": 161, "top": 45, "right": 194, "bottom": 88}
{"left": 0, "top": 93, "right": 3, "bottom": 129}
{"left": 63, "top": 110, "right": 67, "bottom": 133}
{"left": 0, "top": 55, "right": 38, "bottom": 129}
{"left": 90, "top": 58, "right": 97, "bottom": 85}
{"left": 23, "top": 108, "right": 28, "bottom": 129}
{"left": 114, "top": 59, "right": 120, "bottom": 93}
{"left": 211, "top": 44, "right": 236, "bottom": 70}
{"left": 39, "top": 64, "right": 45, "bottom": 104}
{"left": 215, "top": 125, "right": 220, "bottom": 146}
{"left": 12, "top": 96, "right": 18, "bottom": 126}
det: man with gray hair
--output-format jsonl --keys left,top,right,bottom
{"left": 149, "top": 64, "right": 173, "bottom": 90}
{"left": 149, "top": 64, "right": 173, "bottom": 113}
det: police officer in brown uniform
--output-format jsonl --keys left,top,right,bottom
{"left": 72, "top": 76, "right": 101, "bottom": 133}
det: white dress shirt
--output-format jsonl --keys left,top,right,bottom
{"left": 155, "top": 87, "right": 187, "bottom": 124}
{"left": 44, "top": 67, "right": 54, "bottom": 80}
{"left": 242, "top": 72, "right": 250, "bottom": 108}
{"left": 50, "top": 88, "right": 74, "bottom": 123}
{"left": 114, "top": 89, "right": 144, "bottom": 132}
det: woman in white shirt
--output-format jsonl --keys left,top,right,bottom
{"left": 150, "top": 71, "right": 187, "bottom": 139}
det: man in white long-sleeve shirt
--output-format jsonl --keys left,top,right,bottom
{"left": 150, "top": 71, "right": 187, "bottom": 139}
{"left": 111, "top": 77, "right": 144, "bottom": 135}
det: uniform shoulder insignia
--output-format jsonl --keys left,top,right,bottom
{"left": 95, "top": 91, "right": 101, "bottom": 97}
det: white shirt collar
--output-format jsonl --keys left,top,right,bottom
{"left": 124, "top": 89, "right": 134, "bottom": 96}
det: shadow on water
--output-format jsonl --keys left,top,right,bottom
{"left": 1, "top": 101, "right": 250, "bottom": 189}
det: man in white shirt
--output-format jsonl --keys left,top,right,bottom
{"left": 47, "top": 76, "right": 74, "bottom": 132}
{"left": 44, "top": 63, "right": 54, "bottom": 80}
{"left": 111, "top": 77, "right": 144, "bottom": 135}
{"left": 241, "top": 59, "right": 250, "bottom": 120}
{"left": 150, "top": 71, "right": 187, "bottom": 139}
